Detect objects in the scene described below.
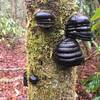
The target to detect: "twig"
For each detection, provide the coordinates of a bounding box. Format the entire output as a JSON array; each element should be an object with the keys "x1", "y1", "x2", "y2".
[
  {"x1": 82, "y1": 41, "x2": 90, "y2": 56},
  {"x1": 85, "y1": 50, "x2": 98, "y2": 61}
]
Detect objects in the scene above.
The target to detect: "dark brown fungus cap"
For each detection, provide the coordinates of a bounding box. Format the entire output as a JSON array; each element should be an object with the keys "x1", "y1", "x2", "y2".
[{"x1": 53, "y1": 38, "x2": 84, "y2": 69}]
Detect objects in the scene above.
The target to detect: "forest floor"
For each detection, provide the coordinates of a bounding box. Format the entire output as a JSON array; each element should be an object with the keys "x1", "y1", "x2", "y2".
[
  {"x1": 0, "y1": 38, "x2": 27, "y2": 100},
  {"x1": 76, "y1": 57, "x2": 100, "y2": 100},
  {"x1": 76, "y1": 39, "x2": 100, "y2": 100},
  {"x1": 0, "y1": 38, "x2": 99, "y2": 100}
]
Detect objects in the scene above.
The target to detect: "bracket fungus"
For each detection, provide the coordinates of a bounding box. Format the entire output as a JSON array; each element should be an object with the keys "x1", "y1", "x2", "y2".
[
  {"x1": 23, "y1": 72, "x2": 39, "y2": 86},
  {"x1": 53, "y1": 38, "x2": 84, "y2": 69},
  {"x1": 65, "y1": 14, "x2": 93, "y2": 41},
  {"x1": 34, "y1": 11, "x2": 55, "y2": 29}
]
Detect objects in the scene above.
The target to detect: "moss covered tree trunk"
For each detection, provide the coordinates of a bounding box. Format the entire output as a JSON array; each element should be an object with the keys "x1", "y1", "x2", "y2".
[{"x1": 25, "y1": 0, "x2": 77, "y2": 100}]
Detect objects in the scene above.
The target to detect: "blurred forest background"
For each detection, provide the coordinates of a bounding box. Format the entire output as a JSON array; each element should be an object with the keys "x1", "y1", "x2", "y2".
[
  {"x1": 0, "y1": 0, "x2": 27, "y2": 25},
  {"x1": 0, "y1": 0, "x2": 27, "y2": 99}
]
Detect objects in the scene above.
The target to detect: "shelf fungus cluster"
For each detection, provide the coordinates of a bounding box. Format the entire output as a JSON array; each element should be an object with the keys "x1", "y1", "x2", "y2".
[
  {"x1": 65, "y1": 14, "x2": 93, "y2": 41},
  {"x1": 34, "y1": 13, "x2": 93, "y2": 69},
  {"x1": 34, "y1": 11, "x2": 55, "y2": 29},
  {"x1": 53, "y1": 14, "x2": 94, "y2": 69}
]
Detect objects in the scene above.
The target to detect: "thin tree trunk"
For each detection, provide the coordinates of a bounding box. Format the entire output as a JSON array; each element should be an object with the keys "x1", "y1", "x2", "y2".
[
  {"x1": 11, "y1": 0, "x2": 17, "y2": 19},
  {"x1": 93, "y1": 0, "x2": 100, "y2": 8},
  {"x1": 25, "y1": 0, "x2": 77, "y2": 100}
]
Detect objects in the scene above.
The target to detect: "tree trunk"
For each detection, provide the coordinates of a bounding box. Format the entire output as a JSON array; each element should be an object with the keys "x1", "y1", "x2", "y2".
[
  {"x1": 11, "y1": 0, "x2": 17, "y2": 19},
  {"x1": 25, "y1": 0, "x2": 77, "y2": 100}
]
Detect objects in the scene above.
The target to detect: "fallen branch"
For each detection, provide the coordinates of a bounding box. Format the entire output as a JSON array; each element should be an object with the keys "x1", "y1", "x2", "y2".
[
  {"x1": 0, "y1": 67, "x2": 26, "y2": 71},
  {"x1": 0, "y1": 76, "x2": 23, "y2": 83}
]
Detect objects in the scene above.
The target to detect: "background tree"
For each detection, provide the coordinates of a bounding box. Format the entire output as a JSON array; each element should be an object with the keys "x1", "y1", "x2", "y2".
[{"x1": 25, "y1": 0, "x2": 78, "y2": 100}]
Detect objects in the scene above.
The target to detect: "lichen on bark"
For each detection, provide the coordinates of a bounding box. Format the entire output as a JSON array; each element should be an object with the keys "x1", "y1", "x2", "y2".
[{"x1": 25, "y1": 0, "x2": 77, "y2": 100}]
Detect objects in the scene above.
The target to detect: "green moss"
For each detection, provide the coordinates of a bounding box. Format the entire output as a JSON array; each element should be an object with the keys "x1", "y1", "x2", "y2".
[{"x1": 26, "y1": 0, "x2": 77, "y2": 100}]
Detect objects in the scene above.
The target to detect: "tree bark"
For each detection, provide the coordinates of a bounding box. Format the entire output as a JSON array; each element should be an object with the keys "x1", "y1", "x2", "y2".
[{"x1": 25, "y1": 0, "x2": 77, "y2": 100}]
